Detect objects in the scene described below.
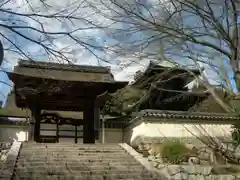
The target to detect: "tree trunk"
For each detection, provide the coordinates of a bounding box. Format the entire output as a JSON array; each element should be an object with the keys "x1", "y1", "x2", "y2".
[
  {"x1": 0, "y1": 40, "x2": 3, "y2": 66},
  {"x1": 236, "y1": 72, "x2": 240, "y2": 92}
]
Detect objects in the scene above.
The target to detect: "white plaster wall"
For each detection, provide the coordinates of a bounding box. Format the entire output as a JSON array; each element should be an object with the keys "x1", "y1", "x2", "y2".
[
  {"x1": 98, "y1": 128, "x2": 123, "y2": 143},
  {"x1": 40, "y1": 124, "x2": 83, "y2": 137},
  {"x1": 123, "y1": 126, "x2": 133, "y2": 144},
  {"x1": 131, "y1": 123, "x2": 233, "y2": 143},
  {"x1": 0, "y1": 126, "x2": 29, "y2": 142},
  {"x1": 0, "y1": 125, "x2": 123, "y2": 144}
]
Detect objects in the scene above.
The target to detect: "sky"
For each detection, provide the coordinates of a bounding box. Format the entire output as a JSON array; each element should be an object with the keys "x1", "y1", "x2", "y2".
[{"x1": 0, "y1": 0, "x2": 238, "y2": 104}]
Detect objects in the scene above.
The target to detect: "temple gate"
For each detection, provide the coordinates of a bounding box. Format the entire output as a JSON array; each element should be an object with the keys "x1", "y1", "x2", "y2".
[{"x1": 7, "y1": 60, "x2": 127, "y2": 143}]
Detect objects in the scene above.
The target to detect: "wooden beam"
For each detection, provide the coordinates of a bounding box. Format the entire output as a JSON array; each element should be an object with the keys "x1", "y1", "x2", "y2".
[
  {"x1": 75, "y1": 125, "x2": 78, "y2": 144},
  {"x1": 56, "y1": 123, "x2": 59, "y2": 143},
  {"x1": 31, "y1": 106, "x2": 41, "y2": 142},
  {"x1": 94, "y1": 105, "x2": 100, "y2": 140},
  {"x1": 83, "y1": 101, "x2": 95, "y2": 144},
  {"x1": 15, "y1": 91, "x2": 102, "y2": 111}
]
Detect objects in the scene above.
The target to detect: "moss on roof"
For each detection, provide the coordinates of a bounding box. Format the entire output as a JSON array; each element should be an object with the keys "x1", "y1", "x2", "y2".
[
  {"x1": 0, "y1": 108, "x2": 28, "y2": 117},
  {"x1": 103, "y1": 86, "x2": 147, "y2": 116},
  {"x1": 12, "y1": 67, "x2": 115, "y2": 83},
  {"x1": 102, "y1": 62, "x2": 204, "y2": 116},
  {"x1": 18, "y1": 60, "x2": 111, "y2": 73},
  {"x1": 189, "y1": 88, "x2": 231, "y2": 113},
  {"x1": 10, "y1": 60, "x2": 118, "y2": 83},
  {"x1": 103, "y1": 76, "x2": 235, "y2": 116}
]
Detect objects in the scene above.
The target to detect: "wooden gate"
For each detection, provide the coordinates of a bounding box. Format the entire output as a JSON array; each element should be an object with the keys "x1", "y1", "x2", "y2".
[{"x1": 39, "y1": 113, "x2": 83, "y2": 143}]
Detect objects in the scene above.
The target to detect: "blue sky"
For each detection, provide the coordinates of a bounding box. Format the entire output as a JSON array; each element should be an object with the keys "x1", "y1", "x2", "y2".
[{"x1": 0, "y1": 0, "x2": 238, "y2": 105}]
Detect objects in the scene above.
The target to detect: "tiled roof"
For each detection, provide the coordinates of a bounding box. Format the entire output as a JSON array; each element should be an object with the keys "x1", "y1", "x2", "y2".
[
  {"x1": 135, "y1": 109, "x2": 240, "y2": 121},
  {"x1": 148, "y1": 61, "x2": 201, "y2": 74},
  {"x1": 189, "y1": 88, "x2": 229, "y2": 113},
  {"x1": 18, "y1": 60, "x2": 111, "y2": 73},
  {"x1": 0, "y1": 117, "x2": 28, "y2": 126}
]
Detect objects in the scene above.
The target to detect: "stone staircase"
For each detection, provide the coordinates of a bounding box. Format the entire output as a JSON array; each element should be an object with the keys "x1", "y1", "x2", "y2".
[{"x1": 12, "y1": 143, "x2": 163, "y2": 180}]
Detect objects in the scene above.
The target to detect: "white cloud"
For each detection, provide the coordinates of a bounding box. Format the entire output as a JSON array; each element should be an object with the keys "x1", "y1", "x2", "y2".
[{"x1": 112, "y1": 57, "x2": 149, "y2": 81}]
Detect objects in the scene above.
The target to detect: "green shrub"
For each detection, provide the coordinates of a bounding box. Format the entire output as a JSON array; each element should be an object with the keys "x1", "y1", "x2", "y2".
[
  {"x1": 161, "y1": 140, "x2": 189, "y2": 164},
  {"x1": 231, "y1": 127, "x2": 240, "y2": 147}
]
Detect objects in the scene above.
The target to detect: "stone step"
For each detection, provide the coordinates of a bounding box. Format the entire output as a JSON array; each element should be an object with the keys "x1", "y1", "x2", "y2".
[
  {"x1": 22, "y1": 144, "x2": 121, "y2": 148},
  {"x1": 22, "y1": 146, "x2": 123, "y2": 151},
  {"x1": 21, "y1": 146, "x2": 123, "y2": 149},
  {"x1": 16, "y1": 163, "x2": 145, "y2": 171},
  {"x1": 19, "y1": 153, "x2": 128, "y2": 157},
  {"x1": 21, "y1": 146, "x2": 123, "y2": 148},
  {"x1": 18, "y1": 155, "x2": 132, "y2": 162},
  {"x1": 23, "y1": 142, "x2": 119, "y2": 145},
  {"x1": 16, "y1": 164, "x2": 143, "y2": 169},
  {"x1": 19, "y1": 151, "x2": 127, "y2": 155},
  {"x1": 12, "y1": 174, "x2": 157, "y2": 180},
  {"x1": 17, "y1": 154, "x2": 135, "y2": 158},
  {"x1": 17, "y1": 157, "x2": 135, "y2": 164},
  {"x1": 16, "y1": 164, "x2": 146, "y2": 172},
  {"x1": 21, "y1": 147, "x2": 125, "y2": 150},
  {"x1": 22, "y1": 143, "x2": 121, "y2": 149},
  {"x1": 13, "y1": 169, "x2": 153, "y2": 175},
  {"x1": 18, "y1": 156, "x2": 132, "y2": 160},
  {"x1": 21, "y1": 148, "x2": 123, "y2": 150},
  {"x1": 17, "y1": 155, "x2": 135, "y2": 160},
  {"x1": 19, "y1": 151, "x2": 126, "y2": 154},
  {"x1": 20, "y1": 149, "x2": 125, "y2": 153},
  {"x1": 17, "y1": 159, "x2": 138, "y2": 164},
  {"x1": 14, "y1": 166, "x2": 148, "y2": 173},
  {"x1": 17, "y1": 159, "x2": 137, "y2": 164},
  {"x1": 13, "y1": 171, "x2": 152, "y2": 177},
  {"x1": 16, "y1": 161, "x2": 141, "y2": 167},
  {"x1": 19, "y1": 153, "x2": 129, "y2": 157}
]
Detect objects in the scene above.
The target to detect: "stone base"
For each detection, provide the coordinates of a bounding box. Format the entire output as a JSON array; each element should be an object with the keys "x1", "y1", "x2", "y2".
[{"x1": 157, "y1": 165, "x2": 238, "y2": 180}]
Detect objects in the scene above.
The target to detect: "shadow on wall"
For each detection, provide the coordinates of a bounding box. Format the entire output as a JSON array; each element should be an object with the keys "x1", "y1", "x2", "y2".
[{"x1": 0, "y1": 127, "x2": 28, "y2": 142}]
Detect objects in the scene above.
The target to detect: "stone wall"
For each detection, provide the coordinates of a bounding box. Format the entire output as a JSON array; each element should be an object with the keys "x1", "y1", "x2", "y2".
[
  {"x1": 153, "y1": 164, "x2": 240, "y2": 180},
  {"x1": 0, "y1": 142, "x2": 12, "y2": 165},
  {"x1": 133, "y1": 141, "x2": 240, "y2": 179},
  {"x1": 145, "y1": 150, "x2": 240, "y2": 179}
]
